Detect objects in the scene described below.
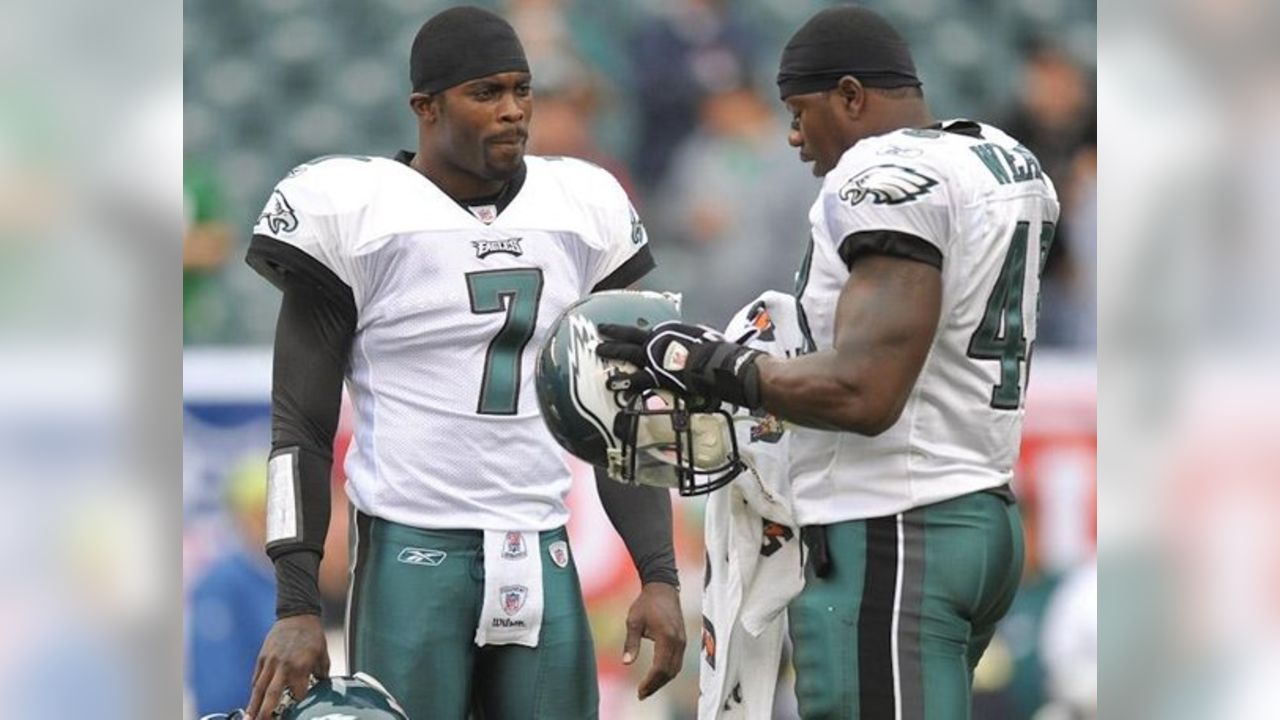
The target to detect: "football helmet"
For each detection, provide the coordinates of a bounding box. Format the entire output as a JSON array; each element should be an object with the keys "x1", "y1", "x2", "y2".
[
  {"x1": 199, "y1": 673, "x2": 407, "y2": 720},
  {"x1": 535, "y1": 290, "x2": 744, "y2": 495},
  {"x1": 281, "y1": 673, "x2": 407, "y2": 719}
]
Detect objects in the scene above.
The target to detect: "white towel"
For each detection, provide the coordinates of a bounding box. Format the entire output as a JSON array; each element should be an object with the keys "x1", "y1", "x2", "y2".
[
  {"x1": 474, "y1": 530, "x2": 544, "y2": 648},
  {"x1": 699, "y1": 291, "x2": 808, "y2": 719}
]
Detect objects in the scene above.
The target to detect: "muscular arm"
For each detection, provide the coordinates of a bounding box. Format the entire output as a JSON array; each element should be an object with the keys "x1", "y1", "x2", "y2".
[
  {"x1": 757, "y1": 254, "x2": 941, "y2": 435},
  {"x1": 594, "y1": 467, "x2": 678, "y2": 586}
]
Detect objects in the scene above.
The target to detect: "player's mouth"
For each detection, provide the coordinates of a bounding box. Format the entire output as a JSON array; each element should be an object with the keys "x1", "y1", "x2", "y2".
[{"x1": 489, "y1": 131, "x2": 527, "y2": 146}]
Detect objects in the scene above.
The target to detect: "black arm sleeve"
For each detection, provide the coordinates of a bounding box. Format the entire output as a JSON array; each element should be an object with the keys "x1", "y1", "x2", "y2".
[
  {"x1": 594, "y1": 467, "x2": 679, "y2": 587},
  {"x1": 838, "y1": 229, "x2": 943, "y2": 271},
  {"x1": 247, "y1": 235, "x2": 357, "y2": 617},
  {"x1": 591, "y1": 245, "x2": 656, "y2": 292}
]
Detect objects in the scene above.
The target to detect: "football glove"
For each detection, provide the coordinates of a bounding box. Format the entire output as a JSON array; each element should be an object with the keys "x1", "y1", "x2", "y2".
[{"x1": 597, "y1": 321, "x2": 765, "y2": 410}]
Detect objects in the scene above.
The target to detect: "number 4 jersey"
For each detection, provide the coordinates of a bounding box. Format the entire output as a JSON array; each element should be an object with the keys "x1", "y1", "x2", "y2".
[
  {"x1": 247, "y1": 154, "x2": 652, "y2": 531},
  {"x1": 790, "y1": 121, "x2": 1060, "y2": 525}
]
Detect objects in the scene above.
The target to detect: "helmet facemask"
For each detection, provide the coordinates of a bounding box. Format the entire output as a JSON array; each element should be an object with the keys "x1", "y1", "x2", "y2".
[{"x1": 608, "y1": 387, "x2": 745, "y2": 496}]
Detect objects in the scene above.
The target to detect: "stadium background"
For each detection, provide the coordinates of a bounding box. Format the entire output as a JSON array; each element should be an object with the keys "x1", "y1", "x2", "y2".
[{"x1": 182, "y1": 1, "x2": 1096, "y2": 717}]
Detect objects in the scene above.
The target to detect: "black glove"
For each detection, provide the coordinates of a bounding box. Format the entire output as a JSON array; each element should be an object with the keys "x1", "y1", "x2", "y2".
[{"x1": 596, "y1": 321, "x2": 765, "y2": 409}]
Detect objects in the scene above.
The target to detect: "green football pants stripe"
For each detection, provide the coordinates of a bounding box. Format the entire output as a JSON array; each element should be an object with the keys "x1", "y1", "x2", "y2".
[
  {"x1": 345, "y1": 510, "x2": 598, "y2": 720},
  {"x1": 788, "y1": 489, "x2": 1025, "y2": 719}
]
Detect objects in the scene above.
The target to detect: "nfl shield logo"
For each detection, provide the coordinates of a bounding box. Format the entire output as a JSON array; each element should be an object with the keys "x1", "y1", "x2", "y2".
[
  {"x1": 548, "y1": 540, "x2": 569, "y2": 568},
  {"x1": 500, "y1": 584, "x2": 528, "y2": 616},
  {"x1": 502, "y1": 531, "x2": 527, "y2": 560}
]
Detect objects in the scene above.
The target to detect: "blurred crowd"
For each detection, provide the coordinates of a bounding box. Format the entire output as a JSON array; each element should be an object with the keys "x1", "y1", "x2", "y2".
[
  {"x1": 183, "y1": 1, "x2": 1096, "y2": 718},
  {"x1": 184, "y1": 0, "x2": 1097, "y2": 349}
]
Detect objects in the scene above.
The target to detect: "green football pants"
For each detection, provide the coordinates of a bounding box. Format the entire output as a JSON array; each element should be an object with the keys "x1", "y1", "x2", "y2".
[
  {"x1": 346, "y1": 511, "x2": 598, "y2": 720},
  {"x1": 788, "y1": 488, "x2": 1025, "y2": 720}
]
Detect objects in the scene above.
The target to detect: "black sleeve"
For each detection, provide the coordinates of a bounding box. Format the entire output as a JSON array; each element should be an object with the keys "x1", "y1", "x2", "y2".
[
  {"x1": 838, "y1": 229, "x2": 943, "y2": 271},
  {"x1": 592, "y1": 245, "x2": 656, "y2": 292},
  {"x1": 247, "y1": 235, "x2": 357, "y2": 617},
  {"x1": 594, "y1": 466, "x2": 679, "y2": 587}
]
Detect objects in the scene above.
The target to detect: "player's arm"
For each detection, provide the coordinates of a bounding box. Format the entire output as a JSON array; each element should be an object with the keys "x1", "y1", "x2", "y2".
[
  {"x1": 597, "y1": 251, "x2": 940, "y2": 436},
  {"x1": 755, "y1": 252, "x2": 940, "y2": 433},
  {"x1": 598, "y1": 157, "x2": 948, "y2": 435},
  {"x1": 595, "y1": 469, "x2": 685, "y2": 699},
  {"x1": 244, "y1": 235, "x2": 357, "y2": 720}
]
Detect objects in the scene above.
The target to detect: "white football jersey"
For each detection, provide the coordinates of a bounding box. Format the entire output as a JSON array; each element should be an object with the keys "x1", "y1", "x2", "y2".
[
  {"x1": 789, "y1": 121, "x2": 1060, "y2": 525},
  {"x1": 252, "y1": 154, "x2": 650, "y2": 531}
]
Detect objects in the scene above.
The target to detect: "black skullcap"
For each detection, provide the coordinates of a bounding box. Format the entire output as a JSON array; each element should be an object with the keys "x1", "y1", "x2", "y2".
[
  {"x1": 410, "y1": 6, "x2": 529, "y2": 93},
  {"x1": 777, "y1": 5, "x2": 920, "y2": 100}
]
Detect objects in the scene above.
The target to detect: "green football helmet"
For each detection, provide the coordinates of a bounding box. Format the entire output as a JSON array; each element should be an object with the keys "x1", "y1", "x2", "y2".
[
  {"x1": 281, "y1": 673, "x2": 407, "y2": 719},
  {"x1": 199, "y1": 673, "x2": 407, "y2": 720},
  {"x1": 535, "y1": 290, "x2": 744, "y2": 495}
]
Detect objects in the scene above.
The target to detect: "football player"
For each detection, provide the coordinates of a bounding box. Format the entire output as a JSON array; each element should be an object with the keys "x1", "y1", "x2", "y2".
[
  {"x1": 242, "y1": 7, "x2": 683, "y2": 720},
  {"x1": 598, "y1": 6, "x2": 1060, "y2": 718}
]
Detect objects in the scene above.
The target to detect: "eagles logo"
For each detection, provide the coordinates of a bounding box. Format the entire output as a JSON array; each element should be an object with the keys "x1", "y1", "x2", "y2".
[
  {"x1": 258, "y1": 190, "x2": 298, "y2": 234},
  {"x1": 472, "y1": 237, "x2": 524, "y2": 259},
  {"x1": 838, "y1": 164, "x2": 938, "y2": 207}
]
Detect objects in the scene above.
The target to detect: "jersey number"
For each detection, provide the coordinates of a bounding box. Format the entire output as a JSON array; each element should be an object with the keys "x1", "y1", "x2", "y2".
[
  {"x1": 966, "y1": 221, "x2": 1055, "y2": 410},
  {"x1": 466, "y1": 269, "x2": 544, "y2": 415}
]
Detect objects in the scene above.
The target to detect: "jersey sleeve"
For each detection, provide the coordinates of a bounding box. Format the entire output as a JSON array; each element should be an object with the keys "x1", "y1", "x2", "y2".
[
  {"x1": 584, "y1": 170, "x2": 655, "y2": 291},
  {"x1": 820, "y1": 152, "x2": 953, "y2": 271},
  {"x1": 245, "y1": 159, "x2": 365, "y2": 300}
]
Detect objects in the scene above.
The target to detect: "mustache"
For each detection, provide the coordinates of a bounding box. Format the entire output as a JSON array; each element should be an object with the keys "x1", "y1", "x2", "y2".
[{"x1": 488, "y1": 129, "x2": 528, "y2": 143}]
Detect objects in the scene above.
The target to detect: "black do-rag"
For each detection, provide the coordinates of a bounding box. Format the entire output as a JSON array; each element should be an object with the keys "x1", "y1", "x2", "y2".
[
  {"x1": 777, "y1": 5, "x2": 920, "y2": 100},
  {"x1": 410, "y1": 6, "x2": 529, "y2": 94}
]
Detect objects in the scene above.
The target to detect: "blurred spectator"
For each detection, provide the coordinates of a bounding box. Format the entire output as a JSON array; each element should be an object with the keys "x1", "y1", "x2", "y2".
[
  {"x1": 1003, "y1": 44, "x2": 1094, "y2": 349},
  {"x1": 526, "y1": 61, "x2": 636, "y2": 196},
  {"x1": 1040, "y1": 124, "x2": 1097, "y2": 349},
  {"x1": 649, "y1": 79, "x2": 816, "y2": 327},
  {"x1": 1037, "y1": 557, "x2": 1097, "y2": 719},
  {"x1": 183, "y1": 158, "x2": 234, "y2": 344},
  {"x1": 1004, "y1": 43, "x2": 1092, "y2": 191},
  {"x1": 629, "y1": 0, "x2": 758, "y2": 192},
  {"x1": 186, "y1": 456, "x2": 275, "y2": 716}
]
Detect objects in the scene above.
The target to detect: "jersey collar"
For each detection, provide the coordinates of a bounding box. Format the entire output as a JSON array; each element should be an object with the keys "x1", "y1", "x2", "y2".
[{"x1": 394, "y1": 150, "x2": 528, "y2": 222}]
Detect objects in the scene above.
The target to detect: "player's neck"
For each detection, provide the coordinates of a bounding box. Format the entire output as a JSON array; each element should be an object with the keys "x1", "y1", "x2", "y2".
[
  {"x1": 871, "y1": 100, "x2": 936, "y2": 138},
  {"x1": 410, "y1": 152, "x2": 507, "y2": 202}
]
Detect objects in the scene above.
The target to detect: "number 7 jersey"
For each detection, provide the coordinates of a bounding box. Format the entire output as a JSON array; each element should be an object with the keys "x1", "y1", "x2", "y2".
[
  {"x1": 789, "y1": 121, "x2": 1060, "y2": 525},
  {"x1": 248, "y1": 155, "x2": 652, "y2": 531}
]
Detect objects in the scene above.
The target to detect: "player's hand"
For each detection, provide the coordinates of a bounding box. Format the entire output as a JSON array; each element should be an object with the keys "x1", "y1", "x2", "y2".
[
  {"x1": 597, "y1": 321, "x2": 765, "y2": 409},
  {"x1": 246, "y1": 614, "x2": 329, "y2": 720},
  {"x1": 622, "y1": 581, "x2": 686, "y2": 700}
]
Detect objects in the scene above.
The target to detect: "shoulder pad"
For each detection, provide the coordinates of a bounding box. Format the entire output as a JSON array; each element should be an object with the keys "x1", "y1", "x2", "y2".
[
  {"x1": 530, "y1": 155, "x2": 627, "y2": 209},
  {"x1": 275, "y1": 155, "x2": 392, "y2": 215}
]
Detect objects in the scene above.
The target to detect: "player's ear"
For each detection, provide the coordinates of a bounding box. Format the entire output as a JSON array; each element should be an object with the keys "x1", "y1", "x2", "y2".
[
  {"x1": 409, "y1": 92, "x2": 441, "y2": 123},
  {"x1": 835, "y1": 75, "x2": 865, "y2": 120}
]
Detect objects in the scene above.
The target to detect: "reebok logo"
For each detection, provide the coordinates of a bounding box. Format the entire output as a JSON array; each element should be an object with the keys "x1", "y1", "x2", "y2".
[{"x1": 396, "y1": 547, "x2": 446, "y2": 566}]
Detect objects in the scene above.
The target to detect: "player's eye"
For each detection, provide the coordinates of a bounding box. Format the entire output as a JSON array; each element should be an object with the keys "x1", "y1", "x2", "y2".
[
  {"x1": 473, "y1": 87, "x2": 496, "y2": 100},
  {"x1": 515, "y1": 84, "x2": 532, "y2": 97},
  {"x1": 790, "y1": 115, "x2": 801, "y2": 132}
]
